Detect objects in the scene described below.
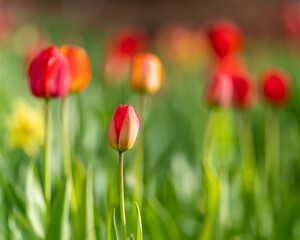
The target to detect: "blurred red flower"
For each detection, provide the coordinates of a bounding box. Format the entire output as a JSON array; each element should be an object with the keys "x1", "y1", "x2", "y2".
[
  {"x1": 282, "y1": 2, "x2": 300, "y2": 44},
  {"x1": 261, "y1": 68, "x2": 290, "y2": 106},
  {"x1": 103, "y1": 27, "x2": 148, "y2": 84},
  {"x1": 206, "y1": 73, "x2": 233, "y2": 107},
  {"x1": 232, "y1": 74, "x2": 255, "y2": 108},
  {"x1": 213, "y1": 53, "x2": 247, "y2": 77},
  {"x1": 207, "y1": 20, "x2": 243, "y2": 58}
]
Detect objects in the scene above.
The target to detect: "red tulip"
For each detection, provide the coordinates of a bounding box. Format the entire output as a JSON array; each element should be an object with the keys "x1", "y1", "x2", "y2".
[
  {"x1": 282, "y1": 2, "x2": 300, "y2": 44},
  {"x1": 207, "y1": 20, "x2": 243, "y2": 58},
  {"x1": 60, "y1": 45, "x2": 91, "y2": 93},
  {"x1": 103, "y1": 27, "x2": 148, "y2": 84},
  {"x1": 108, "y1": 105, "x2": 140, "y2": 152},
  {"x1": 232, "y1": 74, "x2": 255, "y2": 108},
  {"x1": 28, "y1": 45, "x2": 71, "y2": 98},
  {"x1": 261, "y1": 68, "x2": 290, "y2": 105},
  {"x1": 213, "y1": 53, "x2": 247, "y2": 77},
  {"x1": 206, "y1": 73, "x2": 233, "y2": 106}
]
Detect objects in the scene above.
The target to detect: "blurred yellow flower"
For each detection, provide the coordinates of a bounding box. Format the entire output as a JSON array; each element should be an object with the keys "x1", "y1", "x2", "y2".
[{"x1": 6, "y1": 99, "x2": 43, "y2": 157}]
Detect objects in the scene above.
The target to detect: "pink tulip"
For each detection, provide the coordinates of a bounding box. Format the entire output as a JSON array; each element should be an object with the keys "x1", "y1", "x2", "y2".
[
  {"x1": 108, "y1": 105, "x2": 140, "y2": 152},
  {"x1": 28, "y1": 45, "x2": 71, "y2": 98}
]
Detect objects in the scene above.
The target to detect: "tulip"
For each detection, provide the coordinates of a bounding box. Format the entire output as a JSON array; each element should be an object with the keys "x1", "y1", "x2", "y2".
[
  {"x1": 207, "y1": 20, "x2": 243, "y2": 58},
  {"x1": 213, "y1": 53, "x2": 247, "y2": 77},
  {"x1": 206, "y1": 73, "x2": 233, "y2": 106},
  {"x1": 103, "y1": 27, "x2": 148, "y2": 84},
  {"x1": 232, "y1": 74, "x2": 255, "y2": 108},
  {"x1": 282, "y1": 2, "x2": 300, "y2": 44},
  {"x1": 60, "y1": 45, "x2": 91, "y2": 93},
  {"x1": 28, "y1": 45, "x2": 72, "y2": 98},
  {"x1": 261, "y1": 68, "x2": 290, "y2": 105},
  {"x1": 130, "y1": 53, "x2": 164, "y2": 94},
  {"x1": 108, "y1": 104, "x2": 140, "y2": 153},
  {"x1": 108, "y1": 104, "x2": 140, "y2": 240}
]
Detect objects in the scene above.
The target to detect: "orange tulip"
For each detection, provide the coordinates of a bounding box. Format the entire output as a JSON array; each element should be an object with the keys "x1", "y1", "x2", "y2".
[
  {"x1": 130, "y1": 53, "x2": 164, "y2": 94},
  {"x1": 60, "y1": 45, "x2": 91, "y2": 93}
]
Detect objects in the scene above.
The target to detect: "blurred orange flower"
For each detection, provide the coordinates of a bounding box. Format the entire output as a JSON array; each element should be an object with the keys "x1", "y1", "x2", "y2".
[
  {"x1": 156, "y1": 24, "x2": 210, "y2": 66},
  {"x1": 60, "y1": 45, "x2": 92, "y2": 93},
  {"x1": 130, "y1": 53, "x2": 164, "y2": 94}
]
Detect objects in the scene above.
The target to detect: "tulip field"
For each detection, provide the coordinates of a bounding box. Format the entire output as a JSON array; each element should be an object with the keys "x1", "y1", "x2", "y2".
[{"x1": 1, "y1": 6, "x2": 300, "y2": 240}]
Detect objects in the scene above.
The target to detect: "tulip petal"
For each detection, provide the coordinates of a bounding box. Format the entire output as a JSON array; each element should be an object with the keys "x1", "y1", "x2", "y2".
[
  {"x1": 44, "y1": 55, "x2": 71, "y2": 97},
  {"x1": 118, "y1": 106, "x2": 139, "y2": 152}
]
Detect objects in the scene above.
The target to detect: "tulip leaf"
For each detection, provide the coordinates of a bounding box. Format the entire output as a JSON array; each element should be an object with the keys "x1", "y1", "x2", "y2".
[
  {"x1": 25, "y1": 163, "x2": 46, "y2": 239},
  {"x1": 135, "y1": 202, "x2": 143, "y2": 240},
  {"x1": 45, "y1": 178, "x2": 71, "y2": 240},
  {"x1": 113, "y1": 208, "x2": 119, "y2": 240},
  {"x1": 71, "y1": 159, "x2": 86, "y2": 239},
  {"x1": 85, "y1": 162, "x2": 96, "y2": 240},
  {"x1": 0, "y1": 171, "x2": 26, "y2": 216}
]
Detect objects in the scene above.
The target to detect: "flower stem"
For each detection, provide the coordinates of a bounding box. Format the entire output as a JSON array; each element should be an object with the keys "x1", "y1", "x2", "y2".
[
  {"x1": 237, "y1": 111, "x2": 258, "y2": 235},
  {"x1": 44, "y1": 98, "x2": 51, "y2": 211},
  {"x1": 119, "y1": 152, "x2": 127, "y2": 240},
  {"x1": 62, "y1": 97, "x2": 72, "y2": 177},
  {"x1": 133, "y1": 94, "x2": 146, "y2": 207},
  {"x1": 61, "y1": 97, "x2": 78, "y2": 214},
  {"x1": 199, "y1": 111, "x2": 220, "y2": 240},
  {"x1": 265, "y1": 108, "x2": 280, "y2": 213}
]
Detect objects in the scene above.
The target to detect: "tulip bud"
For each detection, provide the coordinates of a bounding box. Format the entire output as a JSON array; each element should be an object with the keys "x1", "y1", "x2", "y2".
[
  {"x1": 130, "y1": 53, "x2": 164, "y2": 94},
  {"x1": 60, "y1": 45, "x2": 91, "y2": 93},
  {"x1": 108, "y1": 105, "x2": 140, "y2": 152},
  {"x1": 206, "y1": 73, "x2": 233, "y2": 106},
  {"x1": 232, "y1": 74, "x2": 255, "y2": 108},
  {"x1": 261, "y1": 68, "x2": 290, "y2": 105},
  {"x1": 207, "y1": 20, "x2": 243, "y2": 58},
  {"x1": 28, "y1": 45, "x2": 71, "y2": 98}
]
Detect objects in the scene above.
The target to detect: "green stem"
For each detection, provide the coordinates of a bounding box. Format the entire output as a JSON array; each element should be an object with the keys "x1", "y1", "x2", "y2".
[
  {"x1": 44, "y1": 98, "x2": 50, "y2": 226},
  {"x1": 44, "y1": 98, "x2": 50, "y2": 204},
  {"x1": 119, "y1": 152, "x2": 127, "y2": 240},
  {"x1": 133, "y1": 94, "x2": 146, "y2": 207},
  {"x1": 61, "y1": 97, "x2": 78, "y2": 215},
  {"x1": 199, "y1": 111, "x2": 220, "y2": 240},
  {"x1": 265, "y1": 108, "x2": 280, "y2": 217},
  {"x1": 237, "y1": 111, "x2": 258, "y2": 235},
  {"x1": 62, "y1": 97, "x2": 72, "y2": 177}
]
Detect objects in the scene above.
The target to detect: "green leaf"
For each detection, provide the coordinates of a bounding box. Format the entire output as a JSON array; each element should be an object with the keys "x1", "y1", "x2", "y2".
[
  {"x1": 85, "y1": 162, "x2": 96, "y2": 240},
  {"x1": 71, "y1": 159, "x2": 86, "y2": 239},
  {"x1": 148, "y1": 198, "x2": 181, "y2": 239},
  {"x1": 0, "y1": 171, "x2": 26, "y2": 215},
  {"x1": 135, "y1": 202, "x2": 143, "y2": 240},
  {"x1": 199, "y1": 165, "x2": 220, "y2": 240},
  {"x1": 26, "y1": 163, "x2": 46, "y2": 239},
  {"x1": 113, "y1": 208, "x2": 119, "y2": 240},
  {"x1": 45, "y1": 178, "x2": 71, "y2": 240}
]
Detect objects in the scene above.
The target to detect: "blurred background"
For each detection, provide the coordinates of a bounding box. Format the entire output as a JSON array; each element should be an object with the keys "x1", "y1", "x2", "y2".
[{"x1": 0, "y1": 0, "x2": 300, "y2": 240}]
